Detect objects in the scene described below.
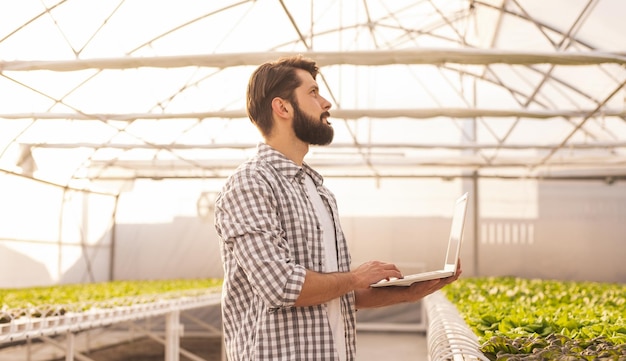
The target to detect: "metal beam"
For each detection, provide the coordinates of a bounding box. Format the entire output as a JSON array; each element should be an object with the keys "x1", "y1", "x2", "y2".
[
  {"x1": 2, "y1": 49, "x2": 625, "y2": 72},
  {"x1": 2, "y1": 107, "x2": 625, "y2": 121},
  {"x1": 83, "y1": 172, "x2": 626, "y2": 182},
  {"x1": 83, "y1": 155, "x2": 626, "y2": 170},
  {"x1": 21, "y1": 141, "x2": 626, "y2": 151}
]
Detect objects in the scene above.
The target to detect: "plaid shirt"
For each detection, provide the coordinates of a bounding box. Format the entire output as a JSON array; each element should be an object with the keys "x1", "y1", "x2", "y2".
[{"x1": 214, "y1": 143, "x2": 356, "y2": 361}]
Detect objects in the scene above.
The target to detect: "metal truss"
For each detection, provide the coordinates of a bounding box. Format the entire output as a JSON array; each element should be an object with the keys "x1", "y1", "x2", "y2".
[
  {"x1": 0, "y1": 293, "x2": 222, "y2": 361},
  {"x1": 1, "y1": 1, "x2": 625, "y2": 190}
]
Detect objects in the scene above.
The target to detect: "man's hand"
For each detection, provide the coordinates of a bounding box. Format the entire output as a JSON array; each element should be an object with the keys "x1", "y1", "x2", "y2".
[
  {"x1": 350, "y1": 261, "x2": 403, "y2": 289},
  {"x1": 295, "y1": 261, "x2": 402, "y2": 307},
  {"x1": 404, "y1": 258, "x2": 462, "y2": 302},
  {"x1": 354, "y1": 259, "x2": 462, "y2": 308}
]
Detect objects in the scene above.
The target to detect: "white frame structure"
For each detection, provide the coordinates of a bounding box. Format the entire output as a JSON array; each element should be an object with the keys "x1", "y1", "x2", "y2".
[{"x1": 0, "y1": 293, "x2": 222, "y2": 361}]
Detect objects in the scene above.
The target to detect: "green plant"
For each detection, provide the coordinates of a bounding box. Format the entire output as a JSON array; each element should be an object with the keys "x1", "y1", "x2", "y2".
[{"x1": 444, "y1": 277, "x2": 626, "y2": 360}]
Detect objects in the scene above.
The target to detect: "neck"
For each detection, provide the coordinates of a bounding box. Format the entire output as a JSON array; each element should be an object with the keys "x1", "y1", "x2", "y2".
[{"x1": 266, "y1": 136, "x2": 309, "y2": 166}]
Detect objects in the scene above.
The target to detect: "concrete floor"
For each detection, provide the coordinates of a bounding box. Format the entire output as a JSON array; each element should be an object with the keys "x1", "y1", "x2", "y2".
[
  {"x1": 0, "y1": 329, "x2": 429, "y2": 361},
  {"x1": 356, "y1": 330, "x2": 428, "y2": 361}
]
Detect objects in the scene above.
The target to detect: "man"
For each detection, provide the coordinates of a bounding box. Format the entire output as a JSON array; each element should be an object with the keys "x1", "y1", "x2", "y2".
[{"x1": 214, "y1": 55, "x2": 461, "y2": 361}]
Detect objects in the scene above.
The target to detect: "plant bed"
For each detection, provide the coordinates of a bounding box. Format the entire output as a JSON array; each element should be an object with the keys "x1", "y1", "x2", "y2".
[
  {"x1": 444, "y1": 277, "x2": 626, "y2": 361},
  {"x1": 0, "y1": 279, "x2": 222, "y2": 323}
]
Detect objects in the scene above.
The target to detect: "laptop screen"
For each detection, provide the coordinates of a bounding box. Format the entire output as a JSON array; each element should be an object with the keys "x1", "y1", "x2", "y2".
[{"x1": 444, "y1": 192, "x2": 469, "y2": 267}]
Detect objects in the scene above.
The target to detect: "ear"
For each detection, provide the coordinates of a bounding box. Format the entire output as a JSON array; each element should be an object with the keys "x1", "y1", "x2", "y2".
[{"x1": 271, "y1": 97, "x2": 291, "y2": 119}]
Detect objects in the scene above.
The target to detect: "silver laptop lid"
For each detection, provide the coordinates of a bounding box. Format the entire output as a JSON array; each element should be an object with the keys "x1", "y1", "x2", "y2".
[{"x1": 443, "y1": 192, "x2": 469, "y2": 272}]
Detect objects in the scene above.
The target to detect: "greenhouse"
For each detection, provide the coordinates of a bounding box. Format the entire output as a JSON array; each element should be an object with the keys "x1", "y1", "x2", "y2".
[{"x1": 1, "y1": 0, "x2": 625, "y2": 360}]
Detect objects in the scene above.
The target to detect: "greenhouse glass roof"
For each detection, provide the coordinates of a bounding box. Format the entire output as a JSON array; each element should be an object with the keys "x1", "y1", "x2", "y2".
[{"x1": 1, "y1": 0, "x2": 625, "y2": 194}]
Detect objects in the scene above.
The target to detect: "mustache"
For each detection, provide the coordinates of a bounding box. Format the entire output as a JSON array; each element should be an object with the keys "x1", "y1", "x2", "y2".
[{"x1": 321, "y1": 111, "x2": 331, "y2": 125}]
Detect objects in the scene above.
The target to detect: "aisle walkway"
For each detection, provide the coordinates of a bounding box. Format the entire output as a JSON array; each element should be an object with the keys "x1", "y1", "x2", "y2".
[
  {"x1": 356, "y1": 331, "x2": 428, "y2": 361},
  {"x1": 0, "y1": 328, "x2": 430, "y2": 360},
  {"x1": 0, "y1": 294, "x2": 431, "y2": 361}
]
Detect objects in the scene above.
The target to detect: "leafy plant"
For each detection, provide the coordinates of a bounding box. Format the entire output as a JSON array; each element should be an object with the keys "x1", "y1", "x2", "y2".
[{"x1": 444, "y1": 277, "x2": 626, "y2": 360}]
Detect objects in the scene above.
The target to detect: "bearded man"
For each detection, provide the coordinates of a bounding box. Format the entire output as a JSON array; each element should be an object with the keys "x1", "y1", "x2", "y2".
[{"x1": 214, "y1": 55, "x2": 461, "y2": 361}]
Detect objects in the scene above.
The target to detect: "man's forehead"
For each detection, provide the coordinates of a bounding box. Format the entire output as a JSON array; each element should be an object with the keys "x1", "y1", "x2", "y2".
[{"x1": 295, "y1": 68, "x2": 318, "y2": 89}]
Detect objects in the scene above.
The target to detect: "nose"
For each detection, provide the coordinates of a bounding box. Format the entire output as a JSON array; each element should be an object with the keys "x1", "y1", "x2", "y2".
[{"x1": 320, "y1": 95, "x2": 332, "y2": 111}]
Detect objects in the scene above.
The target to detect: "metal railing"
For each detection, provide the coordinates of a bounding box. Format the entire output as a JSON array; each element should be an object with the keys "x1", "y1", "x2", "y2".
[
  {"x1": 424, "y1": 291, "x2": 490, "y2": 361},
  {"x1": 0, "y1": 292, "x2": 222, "y2": 361}
]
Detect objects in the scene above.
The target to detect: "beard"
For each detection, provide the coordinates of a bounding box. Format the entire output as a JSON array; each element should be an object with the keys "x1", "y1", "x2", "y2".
[{"x1": 292, "y1": 102, "x2": 334, "y2": 146}]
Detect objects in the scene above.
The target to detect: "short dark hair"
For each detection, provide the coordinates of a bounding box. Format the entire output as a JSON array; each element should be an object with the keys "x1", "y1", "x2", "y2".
[{"x1": 246, "y1": 55, "x2": 319, "y2": 137}]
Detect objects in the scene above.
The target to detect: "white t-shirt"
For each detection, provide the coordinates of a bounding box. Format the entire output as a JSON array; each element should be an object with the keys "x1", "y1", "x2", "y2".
[{"x1": 304, "y1": 175, "x2": 347, "y2": 361}]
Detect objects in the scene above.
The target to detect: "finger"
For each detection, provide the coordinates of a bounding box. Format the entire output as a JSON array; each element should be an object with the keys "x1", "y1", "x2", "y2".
[{"x1": 380, "y1": 262, "x2": 401, "y2": 272}]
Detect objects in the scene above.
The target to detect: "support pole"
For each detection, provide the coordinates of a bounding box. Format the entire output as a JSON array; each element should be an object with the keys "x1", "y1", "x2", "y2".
[
  {"x1": 26, "y1": 337, "x2": 32, "y2": 361},
  {"x1": 165, "y1": 310, "x2": 182, "y2": 361},
  {"x1": 40, "y1": 335, "x2": 97, "y2": 361},
  {"x1": 472, "y1": 171, "x2": 480, "y2": 276},
  {"x1": 66, "y1": 332, "x2": 75, "y2": 361}
]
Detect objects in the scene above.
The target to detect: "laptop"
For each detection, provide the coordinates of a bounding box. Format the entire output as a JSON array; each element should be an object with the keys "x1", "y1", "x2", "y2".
[{"x1": 371, "y1": 192, "x2": 469, "y2": 287}]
